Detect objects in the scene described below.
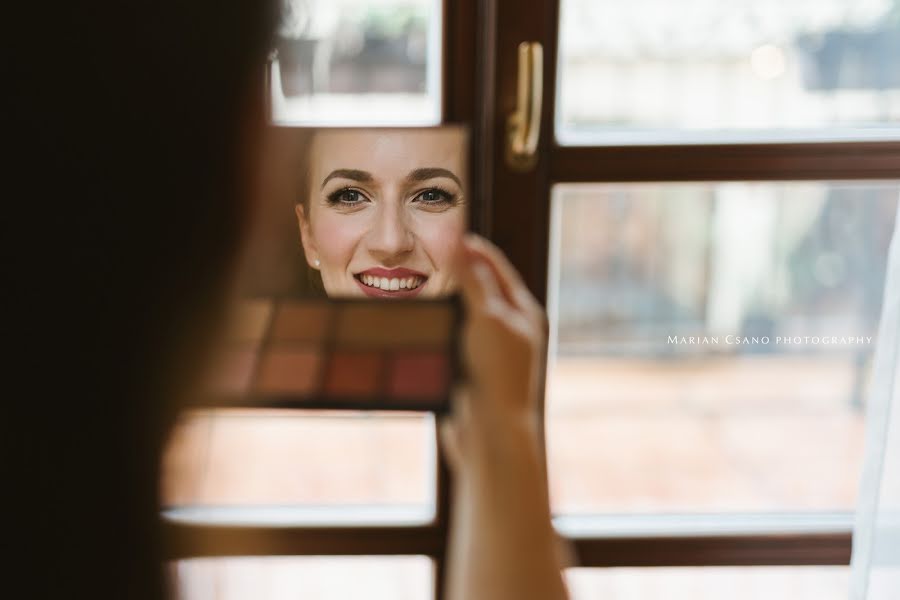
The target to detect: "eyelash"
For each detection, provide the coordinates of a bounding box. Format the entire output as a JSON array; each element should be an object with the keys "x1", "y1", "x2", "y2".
[
  {"x1": 414, "y1": 186, "x2": 457, "y2": 206},
  {"x1": 325, "y1": 186, "x2": 458, "y2": 207},
  {"x1": 325, "y1": 187, "x2": 367, "y2": 206}
]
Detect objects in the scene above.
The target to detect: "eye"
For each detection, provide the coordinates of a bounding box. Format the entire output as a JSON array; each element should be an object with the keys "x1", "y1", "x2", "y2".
[
  {"x1": 326, "y1": 187, "x2": 368, "y2": 206},
  {"x1": 413, "y1": 187, "x2": 455, "y2": 205}
]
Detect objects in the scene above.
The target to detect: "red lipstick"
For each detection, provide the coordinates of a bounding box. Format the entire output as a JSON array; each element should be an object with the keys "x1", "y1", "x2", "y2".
[{"x1": 358, "y1": 267, "x2": 427, "y2": 278}]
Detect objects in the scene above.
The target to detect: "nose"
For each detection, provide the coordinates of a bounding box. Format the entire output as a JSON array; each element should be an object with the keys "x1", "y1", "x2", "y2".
[{"x1": 365, "y1": 203, "x2": 415, "y2": 261}]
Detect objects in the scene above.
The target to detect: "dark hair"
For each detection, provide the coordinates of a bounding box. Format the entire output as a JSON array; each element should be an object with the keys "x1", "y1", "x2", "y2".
[{"x1": 8, "y1": 2, "x2": 277, "y2": 598}]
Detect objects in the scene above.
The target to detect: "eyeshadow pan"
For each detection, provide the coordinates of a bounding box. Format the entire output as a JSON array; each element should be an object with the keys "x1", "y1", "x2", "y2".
[
  {"x1": 226, "y1": 299, "x2": 273, "y2": 344},
  {"x1": 255, "y1": 349, "x2": 321, "y2": 394},
  {"x1": 270, "y1": 302, "x2": 332, "y2": 343},
  {"x1": 214, "y1": 296, "x2": 459, "y2": 412},
  {"x1": 323, "y1": 351, "x2": 382, "y2": 397},
  {"x1": 207, "y1": 348, "x2": 258, "y2": 395},
  {"x1": 336, "y1": 303, "x2": 453, "y2": 347},
  {"x1": 388, "y1": 351, "x2": 449, "y2": 401}
]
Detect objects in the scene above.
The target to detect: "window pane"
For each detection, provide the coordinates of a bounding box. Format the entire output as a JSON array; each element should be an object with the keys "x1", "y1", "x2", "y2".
[
  {"x1": 557, "y1": 0, "x2": 900, "y2": 144},
  {"x1": 172, "y1": 556, "x2": 432, "y2": 600},
  {"x1": 162, "y1": 409, "x2": 434, "y2": 525},
  {"x1": 546, "y1": 182, "x2": 899, "y2": 514},
  {"x1": 272, "y1": 0, "x2": 441, "y2": 125},
  {"x1": 567, "y1": 567, "x2": 849, "y2": 600}
]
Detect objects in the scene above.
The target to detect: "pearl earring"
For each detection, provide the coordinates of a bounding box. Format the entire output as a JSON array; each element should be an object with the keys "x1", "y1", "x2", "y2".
[{"x1": 314, "y1": 259, "x2": 320, "y2": 268}]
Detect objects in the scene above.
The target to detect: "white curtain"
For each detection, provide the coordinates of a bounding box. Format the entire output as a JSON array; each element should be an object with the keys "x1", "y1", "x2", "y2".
[{"x1": 850, "y1": 207, "x2": 900, "y2": 599}]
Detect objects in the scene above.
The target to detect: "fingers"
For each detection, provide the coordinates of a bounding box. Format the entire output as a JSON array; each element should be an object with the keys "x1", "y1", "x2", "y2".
[
  {"x1": 455, "y1": 238, "x2": 501, "y2": 314},
  {"x1": 461, "y1": 234, "x2": 541, "y2": 316},
  {"x1": 460, "y1": 235, "x2": 522, "y2": 306}
]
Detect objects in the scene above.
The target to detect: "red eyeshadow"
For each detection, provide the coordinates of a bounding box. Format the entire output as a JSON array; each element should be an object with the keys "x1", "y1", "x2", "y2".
[
  {"x1": 324, "y1": 351, "x2": 382, "y2": 397},
  {"x1": 388, "y1": 352, "x2": 449, "y2": 400}
]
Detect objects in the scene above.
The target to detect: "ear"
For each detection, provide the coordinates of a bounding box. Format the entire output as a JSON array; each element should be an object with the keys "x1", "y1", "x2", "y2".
[{"x1": 295, "y1": 203, "x2": 320, "y2": 270}]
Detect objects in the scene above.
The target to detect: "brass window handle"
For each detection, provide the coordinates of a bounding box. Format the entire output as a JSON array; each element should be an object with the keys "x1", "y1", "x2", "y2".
[{"x1": 506, "y1": 42, "x2": 544, "y2": 172}]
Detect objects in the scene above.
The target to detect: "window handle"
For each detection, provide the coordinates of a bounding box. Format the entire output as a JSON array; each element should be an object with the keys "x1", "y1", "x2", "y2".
[{"x1": 506, "y1": 42, "x2": 543, "y2": 172}]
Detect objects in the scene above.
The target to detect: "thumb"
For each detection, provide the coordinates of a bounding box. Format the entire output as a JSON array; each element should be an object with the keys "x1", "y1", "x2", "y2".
[
  {"x1": 438, "y1": 417, "x2": 462, "y2": 474},
  {"x1": 454, "y1": 235, "x2": 500, "y2": 313}
]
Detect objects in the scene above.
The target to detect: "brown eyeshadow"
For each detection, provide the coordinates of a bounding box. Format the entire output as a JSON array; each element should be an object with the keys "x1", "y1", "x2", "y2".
[
  {"x1": 323, "y1": 351, "x2": 382, "y2": 397},
  {"x1": 226, "y1": 299, "x2": 273, "y2": 345},
  {"x1": 270, "y1": 302, "x2": 332, "y2": 343},
  {"x1": 387, "y1": 351, "x2": 449, "y2": 400},
  {"x1": 254, "y1": 349, "x2": 321, "y2": 394},
  {"x1": 335, "y1": 303, "x2": 453, "y2": 347}
]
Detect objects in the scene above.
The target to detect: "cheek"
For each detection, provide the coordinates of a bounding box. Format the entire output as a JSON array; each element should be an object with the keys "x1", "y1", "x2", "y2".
[
  {"x1": 412, "y1": 210, "x2": 466, "y2": 271},
  {"x1": 311, "y1": 212, "x2": 367, "y2": 267}
]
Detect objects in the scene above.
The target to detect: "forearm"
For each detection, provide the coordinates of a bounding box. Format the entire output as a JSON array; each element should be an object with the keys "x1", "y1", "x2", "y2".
[{"x1": 444, "y1": 417, "x2": 569, "y2": 600}]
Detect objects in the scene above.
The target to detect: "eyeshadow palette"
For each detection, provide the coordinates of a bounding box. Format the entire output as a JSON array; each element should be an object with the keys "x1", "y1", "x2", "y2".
[{"x1": 205, "y1": 296, "x2": 462, "y2": 413}]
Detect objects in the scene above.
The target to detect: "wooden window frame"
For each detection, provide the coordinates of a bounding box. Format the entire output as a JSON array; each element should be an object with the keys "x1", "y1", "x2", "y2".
[{"x1": 480, "y1": 0, "x2": 899, "y2": 571}]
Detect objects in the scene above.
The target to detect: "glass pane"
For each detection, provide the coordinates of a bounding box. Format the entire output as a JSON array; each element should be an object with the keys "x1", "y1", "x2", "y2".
[
  {"x1": 162, "y1": 409, "x2": 434, "y2": 525},
  {"x1": 557, "y1": 0, "x2": 900, "y2": 144},
  {"x1": 172, "y1": 556, "x2": 432, "y2": 600},
  {"x1": 272, "y1": 0, "x2": 441, "y2": 125},
  {"x1": 546, "y1": 182, "x2": 899, "y2": 515},
  {"x1": 567, "y1": 567, "x2": 849, "y2": 600}
]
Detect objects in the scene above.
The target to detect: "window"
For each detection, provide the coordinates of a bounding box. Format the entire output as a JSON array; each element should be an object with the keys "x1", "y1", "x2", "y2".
[
  {"x1": 556, "y1": 0, "x2": 900, "y2": 143},
  {"x1": 171, "y1": 556, "x2": 432, "y2": 600},
  {"x1": 163, "y1": 410, "x2": 435, "y2": 525},
  {"x1": 482, "y1": 0, "x2": 900, "y2": 588},
  {"x1": 271, "y1": 0, "x2": 443, "y2": 125},
  {"x1": 566, "y1": 566, "x2": 850, "y2": 600},
  {"x1": 165, "y1": 0, "x2": 900, "y2": 598},
  {"x1": 547, "y1": 181, "x2": 897, "y2": 517}
]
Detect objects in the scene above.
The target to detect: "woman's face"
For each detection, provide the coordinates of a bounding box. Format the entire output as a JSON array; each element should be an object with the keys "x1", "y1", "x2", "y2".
[{"x1": 296, "y1": 129, "x2": 467, "y2": 298}]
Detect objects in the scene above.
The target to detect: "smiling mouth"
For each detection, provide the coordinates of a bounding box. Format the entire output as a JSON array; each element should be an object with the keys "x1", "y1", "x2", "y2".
[{"x1": 355, "y1": 273, "x2": 427, "y2": 292}]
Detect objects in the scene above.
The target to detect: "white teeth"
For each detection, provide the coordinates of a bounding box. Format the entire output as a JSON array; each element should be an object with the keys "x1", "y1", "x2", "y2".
[{"x1": 358, "y1": 274, "x2": 425, "y2": 291}]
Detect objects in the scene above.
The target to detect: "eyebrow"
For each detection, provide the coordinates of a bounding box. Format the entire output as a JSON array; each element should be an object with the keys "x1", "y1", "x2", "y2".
[
  {"x1": 321, "y1": 169, "x2": 374, "y2": 189},
  {"x1": 406, "y1": 167, "x2": 462, "y2": 188},
  {"x1": 320, "y1": 167, "x2": 463, "y2": 189}
]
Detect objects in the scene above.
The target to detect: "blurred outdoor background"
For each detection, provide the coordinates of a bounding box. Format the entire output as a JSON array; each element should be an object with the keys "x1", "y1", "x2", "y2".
[
  {"x1": 547, "y1": 182, "x2": 897, "y2": 516},
  {"x1": 557, "y1": 0, "x2": 900, "y2": 141}
]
